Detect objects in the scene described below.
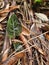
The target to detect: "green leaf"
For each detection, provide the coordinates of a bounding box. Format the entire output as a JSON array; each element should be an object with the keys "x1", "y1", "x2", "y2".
[
  {"x1": 34, "y1": 0, "x2": 42, "y2": 3},
  {"x1": 7, "y1": 14, "x2": 22, "y2": 38}
]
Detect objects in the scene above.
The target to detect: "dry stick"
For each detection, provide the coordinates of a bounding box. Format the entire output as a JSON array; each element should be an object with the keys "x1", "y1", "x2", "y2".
[
  {"x1": 21, "y1": 56, "x2": 26, "y2": 65},
  {"x1": 1, "y1": 41, "x2": 46, "y2": 65},
  {"x1": 39, "y1": 38, "x2": 49, "y2": 51},
  {"x1": 41, "y1": 55, "x2": 44, "y2": 65},
  {"x1": 29, "y1": 30, "x2": 49, "y2": 64},
  {"x1": 41, "y1": 54, "x2": 48, "y2": 65},
  {"x1": 6, "y1": 43, "x2": 26, "y2": 61},
  {"x1": 35, "y1": 50, "x2": 41, "y2": 65},
  {"x1": 8, "y1": 31, "x2": 48, "y2": 60},
  {"x1": 32, "y1": 31, "x2": 49, "y2": 63},
  {"x1": 24, "y1": 1, "x2": 28, "y2": 20},
  {"x1": 1, "y1": 31, "x2": 48, "y2": 65},
  {"x1": 4, "y1": 37, "x2": 49, "y2": 65},
  {"x1": 40, "y1": 40, "x2": 45, "y2": 65},
  {"x1": 43, "y1": 59, "x2": 48, "y2": 65},
  {"x1": 40, "y1": 39, "x2": 48, "y2": 62},
  {"x1": 2, "y1": 45, "x2": 35, "y2": 65},
  {"x1": 41, "y1": 52, "x2": 49, "y2": 65},
  {"x1": 9, "y1": 38, "x2": 46, "y2": 61},
  {"x1": 6, "y1": 32, "x2": 47, "y2": 61},
  {"x1": 28, "y1": 31, "x2": 49, "y2": 42},
  {"x1": 2, "y1": 31, "x2": 10, "y2": 62},
  {"x1": 12, "y1": 39, "x2": 23, "y2": 44},
  {"x1": 20, "y1": 34, "x2": 32, "y2": 65},
  {"x1": 32, "y1": 32, "x2": 43, "y2": 65},
  {"x1": 29, "y1": 41, "x2": 46, "y2": 56},
  {"x1": 22, "y1": 53, "x2": 28, "y2": 65},
  {"x1": 1, "y1": 34, "x2": 31, "y2": 64},
  {"x1": 28, "y1": 31, "x2": 49, "y2": 50},
  {"x1": 36, "y1": 37, "x2": 49, "y2": 63}
]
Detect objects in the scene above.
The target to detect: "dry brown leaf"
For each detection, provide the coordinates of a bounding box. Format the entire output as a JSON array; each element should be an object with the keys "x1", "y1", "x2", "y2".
[
  {"x1": 41, "y1": 24, "x2": 49, "y2": 31},
  {"x1": 2, "y1": 52, "x2": 8, "y2": 62},
  {"x1": 34, "y1": 45, "x2": 46, "y2": 56},
  {"x1": 45, "y1": 33, "x2": 49, "y2": 41},
  {"x1": 21, "y1": 24, "x2": 30, "y2": 36},
  {"x1": 0, "y1": 16, "x2": 7, "y2": 22},
  {"x1": 2, "y1": 52, "x2": 25, "y2": 65},
  {"x1": 0, "y1": 5, "x2": 20, "y2": 14},
  {"x1": 0, "y1": 24, "x2": 3, "y2": 30}
]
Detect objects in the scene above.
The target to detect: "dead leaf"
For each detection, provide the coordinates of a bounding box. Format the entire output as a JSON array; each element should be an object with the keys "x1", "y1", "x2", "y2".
[
  {"x1": 21, "y1": 23, "x2": 30, "y2": 36},
  {"x1": 45, "y1": 33, "x2": 49, "y2": 41}
]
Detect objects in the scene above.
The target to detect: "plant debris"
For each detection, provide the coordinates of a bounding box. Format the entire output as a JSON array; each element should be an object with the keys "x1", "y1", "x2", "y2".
[{"x1": 0, "y1": 0, "x2": 49, "y2": 65}]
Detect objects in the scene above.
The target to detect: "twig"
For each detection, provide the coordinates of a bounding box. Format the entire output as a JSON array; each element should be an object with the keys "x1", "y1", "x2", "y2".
[{"x1": 28, "y1": 31, "x2": 49, "y2": 42}]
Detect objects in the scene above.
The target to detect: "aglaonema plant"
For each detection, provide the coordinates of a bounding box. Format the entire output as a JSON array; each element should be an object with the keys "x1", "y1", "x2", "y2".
[
  {"x1": 7, "y1": 13, "x2": 22, "y2": 38},
  {"x1": 7, "y1": 13, "x2": 22, "y2": 51}
]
